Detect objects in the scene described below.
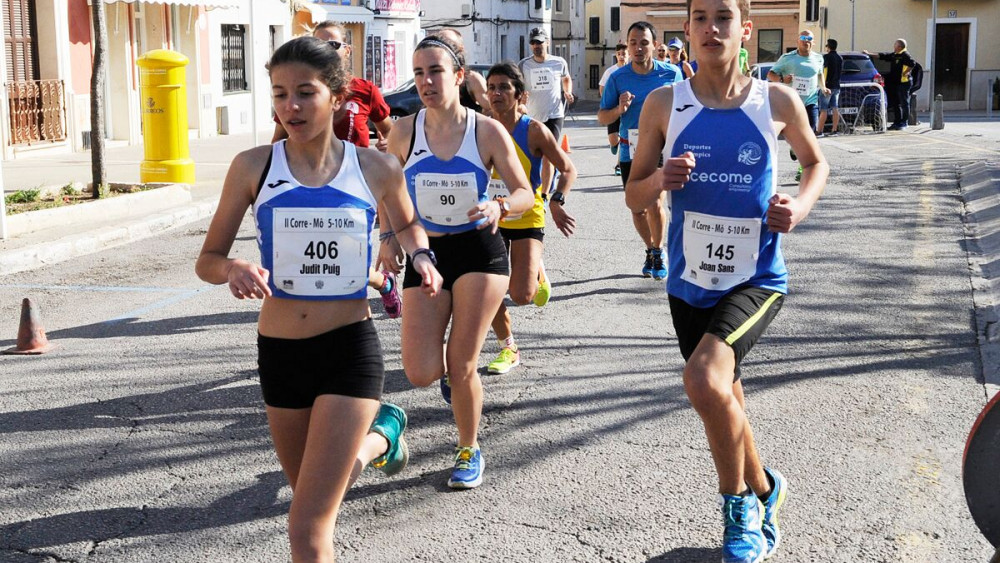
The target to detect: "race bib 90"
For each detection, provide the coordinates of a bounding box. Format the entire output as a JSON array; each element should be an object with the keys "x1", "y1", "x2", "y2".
[
  {"x1": 681, "y1": 211, "x2": 762, "y2": 292},
  {"x1": 415, "y1": 172, "x2": 480, "y2": 226},
  {"x1": 272, "y1": 207, "x2": 368, "y2": 297}
]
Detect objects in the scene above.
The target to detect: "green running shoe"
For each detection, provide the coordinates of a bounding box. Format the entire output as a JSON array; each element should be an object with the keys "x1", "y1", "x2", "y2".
[
  {"x1": 369, "y1": 403, "x2": 409, "y2": 476},
  {"x1": 487, "y1": 346, "x2": 520, "y2": 375},
  {"x1": 795, "y1": 165, "x2": 803, "y2": 182}
]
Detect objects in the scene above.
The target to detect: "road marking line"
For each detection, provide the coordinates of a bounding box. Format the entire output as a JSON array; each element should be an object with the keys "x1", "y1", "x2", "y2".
[
  {"x1": 103, "y1": 285, "x2": 218, "y2": 324},
  {"x1": 0, "y1": 283, "x2": 194, "y2": 293}
]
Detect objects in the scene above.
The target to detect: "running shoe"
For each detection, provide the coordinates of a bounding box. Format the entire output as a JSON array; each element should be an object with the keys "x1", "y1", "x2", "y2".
[
  {"x1": 614, "y1": 164, "x2": 622, "y2": 176},
  {"x1": 651, "y1": 248, "x2": 668, "y2": 280},
  {"x1": 760, "y1": 467, "x2": 788, "y2": 558},
  {"x1": 610, "y1": 144, "x2": 619, "y2": 156},
  {"x1": 440, "y1": 372, "x2": 452, "y2": 404},
  {"x1": 379, "y1": 270, "x2": 402, "y2": 319},
  {"x1": 789, "y1": 148, "x2": 797, "y2": 162},
  {"x1": 369, "y1": 403, "x2": 409, "y2": 476},
  {"x1": 720, "y1": 492, "x2": 767, "y2": 563},
  {"x1": 447, "y1": 446, "x2": 484, "y2": 489},
  {"x1": 794, "y1": 165, "x2": 803, "y2": 182},
  {"x1": 533, "y1": 274, "x2": 551, "y2": 307},
  {"x1": 641, "y1": 248, "x2": 654, "y2": 278},
  {"x1": 488, "y1": 346, "x2": 520, "y2": 375}
]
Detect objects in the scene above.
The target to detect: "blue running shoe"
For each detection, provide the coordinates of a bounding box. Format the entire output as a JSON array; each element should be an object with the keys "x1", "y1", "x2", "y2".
[
  {"x1": 641, "y1": 249, "x2": 654, "y2": 278},
  {"x1": 440, "y1": 372, "x2": 451, "y2": 405},
  {"x1": 760, "y1": 467, "x2": 788, "y2": 558},
  {"x1": 720, "y1": 492, "x2": 766, "y2": 563},
  {"x1": 651, "y1": 248, "x2": 668, "y2": 280},
  {"x1": 369, "y1": 403, "x2": 408, "y2": 476},
  {"x1": 447, "y1": 446, "x2": 483, "y2": 489}
]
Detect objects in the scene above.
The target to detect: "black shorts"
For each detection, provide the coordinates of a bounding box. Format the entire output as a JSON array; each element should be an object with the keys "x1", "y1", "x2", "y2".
[
  {"x1": 620, "y1": 160, "x2": 632, "y2": 187},
  {"x1": 668, "y1": 286, "x2": 784, "y2": 382},
  {"x1": 500, "y1": 226, "x2": 545, "y2": 246},
  {"x1": 607, "y1": 117, "x2": 621, "y2": 135},
  {"x1": 403, "y1": 227, "x2": 509, "y2": 292},
  {"x1": 543, "y1": 118, "x2": 564, "y2": 142},
  {"x1": 619, "y1": 157, "x2": 663, "y2": 189},
  {"x1": 257, "y1": 319, "x2": 384, "y2": 408}
]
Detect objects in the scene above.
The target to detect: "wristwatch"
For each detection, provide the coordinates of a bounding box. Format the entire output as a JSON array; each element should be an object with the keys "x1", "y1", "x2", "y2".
[
  {"x1": 411, "y1": 247, "x2": 438, "y2": 266},
  {"x1": 496, "y1": 197, "x2": 511, "y2": 220},
  {"x1": 549, "y1": 191, "x2": 566, "y2": 206}
]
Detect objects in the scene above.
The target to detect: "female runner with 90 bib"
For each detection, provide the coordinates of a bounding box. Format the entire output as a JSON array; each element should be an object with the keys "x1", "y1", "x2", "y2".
[
  {"x1": 196, "y1": 37, "x2": 442, "y2": 561},
  {"x1": 384, "y1": 35, "x2": 535, "y2": 489}
]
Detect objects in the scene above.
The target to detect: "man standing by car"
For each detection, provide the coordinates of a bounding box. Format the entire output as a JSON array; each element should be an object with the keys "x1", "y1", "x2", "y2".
[
  {"x1": 520, "y1": 28, "x2": 573, "y2": 196},
  {"x1": 769, "y1": 30, "x2": 824, "y2": 179},
  {"x1": 817, "y1": 38, "x2": 843, "y2": 136},
  {"x1": 864, "y1": 39, "x2": 916, "y2": 130}
]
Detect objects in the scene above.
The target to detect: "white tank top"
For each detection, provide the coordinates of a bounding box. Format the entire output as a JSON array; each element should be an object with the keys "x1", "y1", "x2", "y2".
[
  {"x1": 402, "y1": 108, "x2": 491, "y2": 234},
  {"x1": 253, "y1": 140, "x2": 377, "y2": 300}
]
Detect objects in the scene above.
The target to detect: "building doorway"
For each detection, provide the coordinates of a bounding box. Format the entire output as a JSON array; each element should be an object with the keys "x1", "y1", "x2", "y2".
[{"x1": 934, "y1": 23, "x2": 969, "y2": 102}]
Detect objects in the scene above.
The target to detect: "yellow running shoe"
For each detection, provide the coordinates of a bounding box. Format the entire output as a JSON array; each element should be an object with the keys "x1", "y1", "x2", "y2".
[
  {"x1": 533, "y1": 269, "x2": 551, "y2": 307},
  {"x1": 487, "y1": 346, "x2": 520, "y2": 375}
]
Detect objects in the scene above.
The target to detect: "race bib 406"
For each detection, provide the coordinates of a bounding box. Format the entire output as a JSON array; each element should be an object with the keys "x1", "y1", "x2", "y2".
[{"x1": 272, "y1": 207, "x2": 368, "y2": 297}]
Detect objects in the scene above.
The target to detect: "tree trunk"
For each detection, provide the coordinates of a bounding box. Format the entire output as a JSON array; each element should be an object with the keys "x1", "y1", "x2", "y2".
[{"x1": 90, "y1": 0, "x2": 108, "y2": 199}]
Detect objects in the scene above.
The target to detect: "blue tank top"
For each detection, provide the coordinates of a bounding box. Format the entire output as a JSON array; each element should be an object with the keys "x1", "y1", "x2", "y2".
[
  {"x1": 253, "y1": 140, "x2": 376, "y2": 301},
  {"x1": 403, "y1": 108, "x2": 491, "y2": 234},
  {"x1": 663, "y1": 79, "x2": 787, "y2": 308}
]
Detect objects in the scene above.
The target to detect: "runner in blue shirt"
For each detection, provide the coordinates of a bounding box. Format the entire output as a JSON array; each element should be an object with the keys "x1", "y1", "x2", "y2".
[
  {"x1": 624, "y1": 1, "x2": 829, "y2": 561},
  {"x1": 598, "y1": 21, "x2": 682, "y2": 280}
]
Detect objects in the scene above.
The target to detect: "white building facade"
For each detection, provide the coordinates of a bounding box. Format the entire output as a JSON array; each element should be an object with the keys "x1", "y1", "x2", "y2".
[{"x1": 421, "y1": 0, "x2": 585, "y2": 99}]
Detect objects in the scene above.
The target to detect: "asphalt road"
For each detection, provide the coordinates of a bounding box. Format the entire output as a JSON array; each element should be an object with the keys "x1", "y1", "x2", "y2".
[{"x1": 0, "y1": 119, "x2": 996, "y2": 562}]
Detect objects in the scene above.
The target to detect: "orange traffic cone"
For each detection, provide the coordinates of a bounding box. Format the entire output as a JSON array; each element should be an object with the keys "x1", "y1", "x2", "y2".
[
  {"x1": 3, "y1": 298, "x2": 55, "y2": 355},
  {"x1": 561, "y1": 134, "x2": 571, "y2": 153}
]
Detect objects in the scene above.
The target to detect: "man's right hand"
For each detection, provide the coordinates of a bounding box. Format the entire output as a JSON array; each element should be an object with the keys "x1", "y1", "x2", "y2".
[
  {"x1": 618, "y1": 92, "x2": 635, "y2": 115},
  {"x1": 661, "y1": 152, "x2": 696, "y2": 192}
]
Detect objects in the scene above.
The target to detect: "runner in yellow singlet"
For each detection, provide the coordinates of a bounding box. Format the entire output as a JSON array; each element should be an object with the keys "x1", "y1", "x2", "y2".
[{"x1": 484, "y1": 62, "x2": 577, "y2": 374}]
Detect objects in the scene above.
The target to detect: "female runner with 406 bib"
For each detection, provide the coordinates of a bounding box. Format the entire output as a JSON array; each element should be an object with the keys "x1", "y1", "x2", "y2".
[
  {"x1": 384, "y1": 35, "x2": 535, "y2": 489},
  {"x1": 196, "y1": 37, "x2": 442, "y2": 561}
]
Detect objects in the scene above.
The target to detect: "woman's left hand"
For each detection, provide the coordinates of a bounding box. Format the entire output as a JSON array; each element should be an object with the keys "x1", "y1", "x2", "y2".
[
  {"x1": 470, "y1": 201, "x2": 502, "y2": 234},
  {"x1": 376, "y1": 236, "x2": 404, "y2": 274}
]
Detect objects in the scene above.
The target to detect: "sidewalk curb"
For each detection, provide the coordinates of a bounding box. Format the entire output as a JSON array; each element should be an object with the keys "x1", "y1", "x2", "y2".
[
  {"x1": 959, "y1": 161, "x2": 1000, "y2": 386},
  {"x1": 0, "y1": 197, "x2": 219, "y2": 276}
]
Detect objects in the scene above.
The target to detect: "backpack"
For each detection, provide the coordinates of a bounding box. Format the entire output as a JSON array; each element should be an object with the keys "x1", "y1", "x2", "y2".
[{"x1": 910, "y1": 62, "x2": 924, "y2": 92}]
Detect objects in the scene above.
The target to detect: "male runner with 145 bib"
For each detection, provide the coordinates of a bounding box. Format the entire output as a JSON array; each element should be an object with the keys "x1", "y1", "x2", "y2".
[{"x1": 625, "y1": 1, "x2": 828, "y2": 561}]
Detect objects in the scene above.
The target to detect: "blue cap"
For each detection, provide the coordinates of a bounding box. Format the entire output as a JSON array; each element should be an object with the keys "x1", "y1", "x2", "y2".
[{"x1": 667, "y1": 37, "x2": 684, "y2": 49}]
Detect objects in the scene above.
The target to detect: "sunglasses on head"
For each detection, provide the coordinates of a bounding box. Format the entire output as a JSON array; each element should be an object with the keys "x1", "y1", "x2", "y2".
[{"x1": 327, "y1": 40, "x2": 348, "y2": 50}]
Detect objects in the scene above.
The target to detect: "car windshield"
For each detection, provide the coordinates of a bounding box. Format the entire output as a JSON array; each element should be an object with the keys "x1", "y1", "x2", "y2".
[{"x1": 843, "y1": 57, "x2": 876, "y2": 74}]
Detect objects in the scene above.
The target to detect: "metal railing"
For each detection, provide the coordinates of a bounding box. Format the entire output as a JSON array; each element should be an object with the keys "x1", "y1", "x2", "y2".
[{"x1": 6, "y1": 79, "x2": 67, "y2": 146}]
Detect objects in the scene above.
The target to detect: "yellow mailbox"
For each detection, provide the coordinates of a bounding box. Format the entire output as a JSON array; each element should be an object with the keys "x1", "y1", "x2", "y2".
[{"x1": 137, "y1": 50, "x2": 195, "y2": 184}]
